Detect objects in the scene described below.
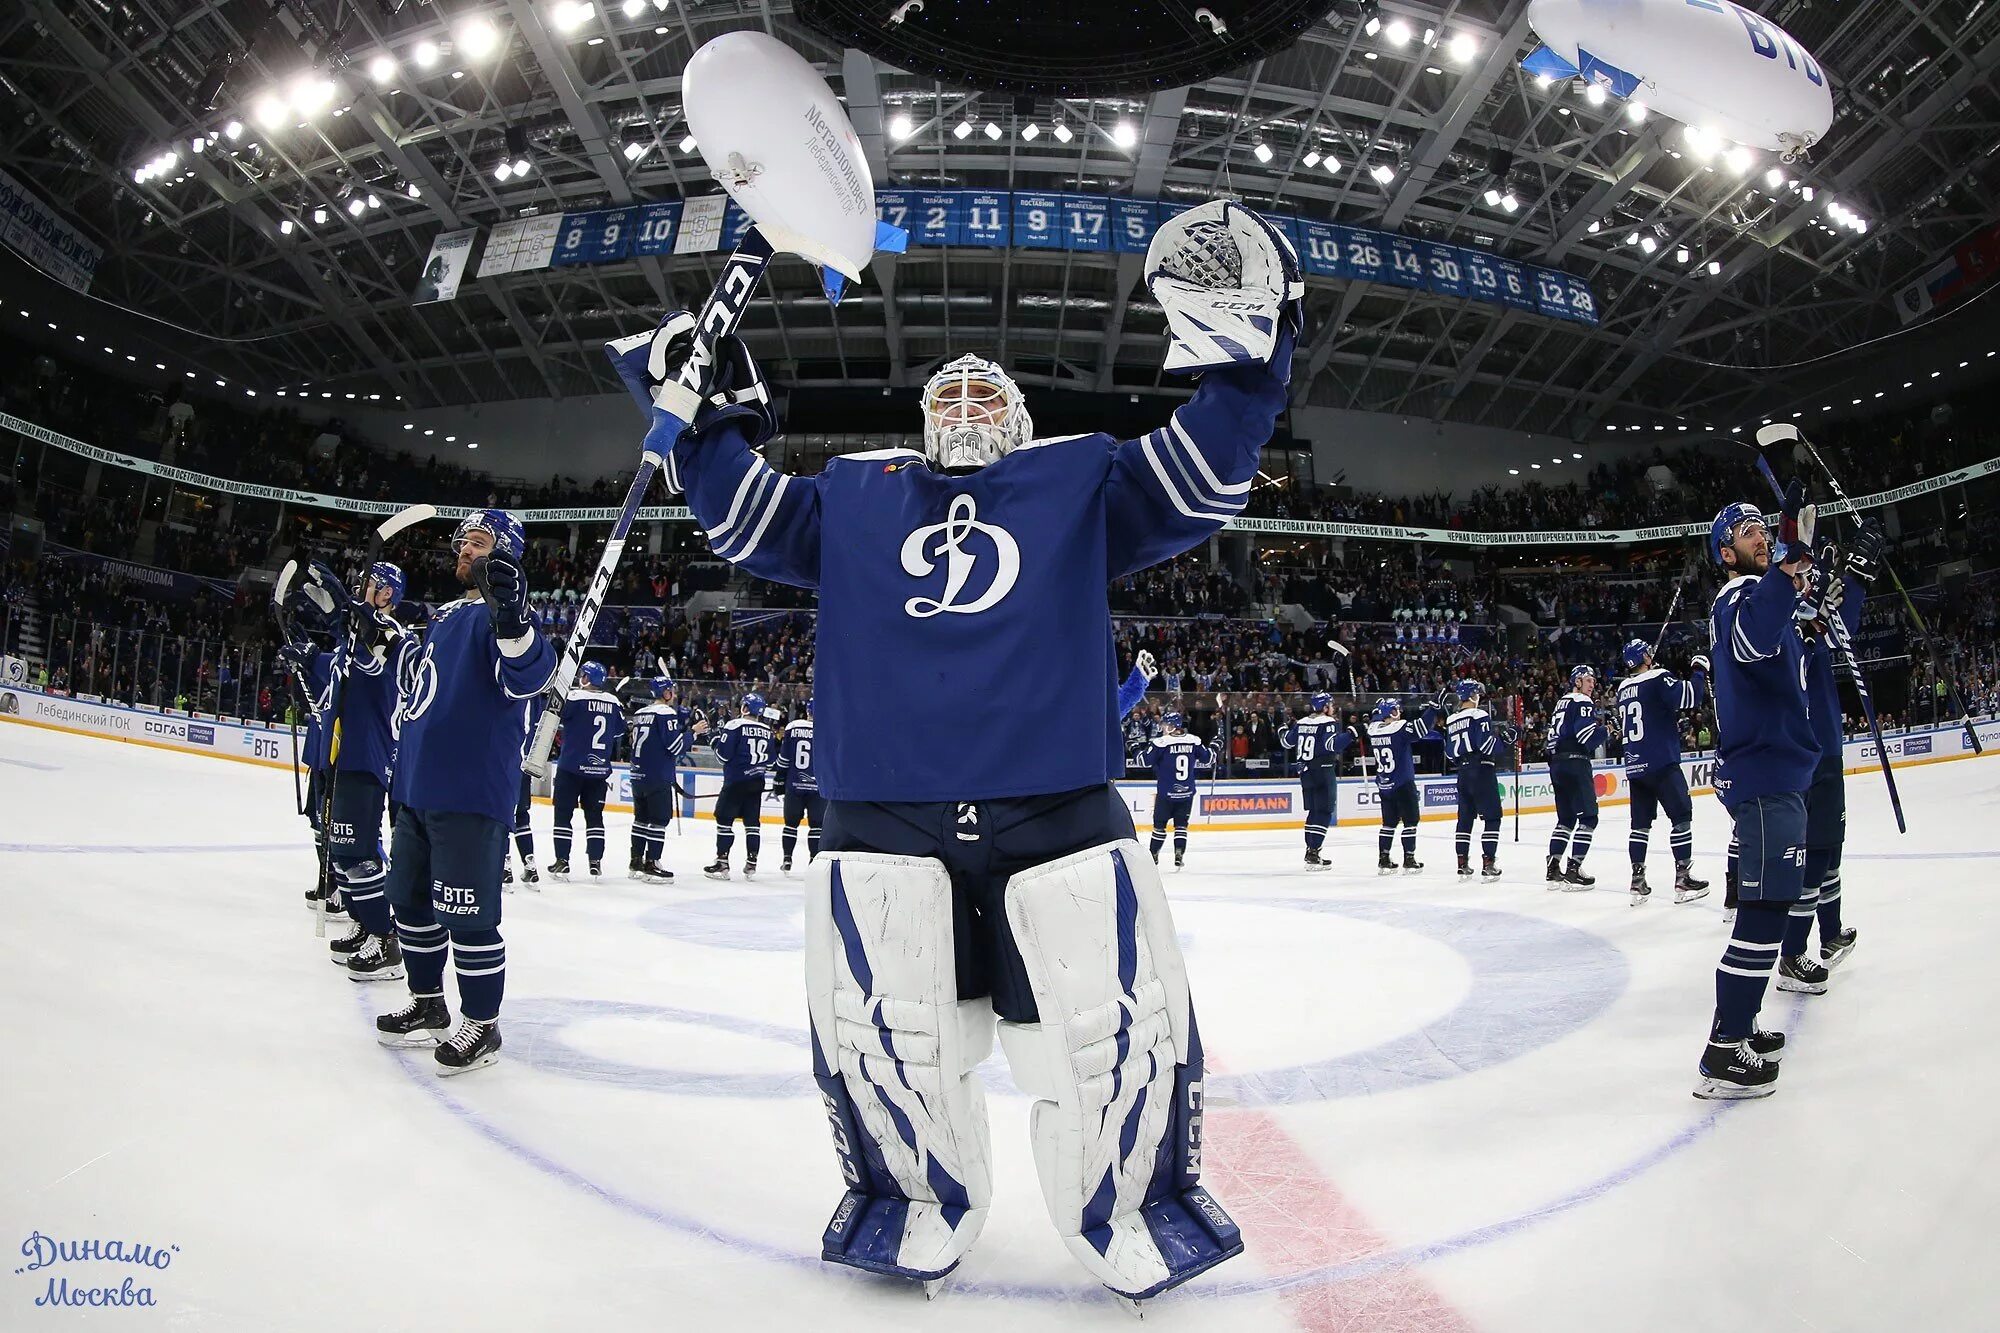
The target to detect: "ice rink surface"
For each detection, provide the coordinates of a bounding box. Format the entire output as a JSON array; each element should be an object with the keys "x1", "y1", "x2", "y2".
[{"x1": 3, "y1": 723, "x2": 1997, "y2": 1332}]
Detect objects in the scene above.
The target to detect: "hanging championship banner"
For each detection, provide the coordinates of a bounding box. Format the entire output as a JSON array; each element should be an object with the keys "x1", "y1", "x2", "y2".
[
  {"x1": 0, "y1": 167, "x2": 102, "y2": 293},
  {"x1": 476, "y1": 216, "x2": 563, "y2": 277},
  {"x1": 673, "y1": 195, "x2": 729, "y2": 254},
  {"x1": 411, "y1": 228, "x2": 477, "y2": 304}
]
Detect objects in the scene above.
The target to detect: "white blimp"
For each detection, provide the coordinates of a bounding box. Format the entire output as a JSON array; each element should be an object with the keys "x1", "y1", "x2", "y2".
[
  {"x1": 683, "y1": 30, "x2": 901, "y2": 300},
  {"x1": 1523, "y1": 0, "x2": 1835, "y2": 160}
]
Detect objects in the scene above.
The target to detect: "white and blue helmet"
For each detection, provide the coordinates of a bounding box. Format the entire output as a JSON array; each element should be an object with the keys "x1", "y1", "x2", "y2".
[
  {"x1": 1161, "y1": 711, "x2": 1185, "y2": 733},
  {"x1": 1371, "y1": 697, "x2": 1401, "y2": 723},
  {"x1": 921, "y1": 354, "x2": 1033, "y2": 470},
  {"x1": 1621, "y1": 638, "x2": 1652, "y2": 670},
  {"x1": 366, "y1": 561, "x2": 405, "y2": 605},
  {"x1": 1710, "y1": 500, "x2": 1767, "y2": 565},
  {"x1": 579, "y1": 662, "x2": 608, "y2": 689},
  {"x1": 1569, "y1": 664, "x2": 1597, "y2": 690},
  {"x1": 451, "y1": 508, "x2": 525, "y2": 560}
]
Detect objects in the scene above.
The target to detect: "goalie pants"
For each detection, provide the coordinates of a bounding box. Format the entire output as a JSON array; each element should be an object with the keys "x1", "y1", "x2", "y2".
[{"x1": 821, "y1": 783, "x2": 1134, "y2": 1024}]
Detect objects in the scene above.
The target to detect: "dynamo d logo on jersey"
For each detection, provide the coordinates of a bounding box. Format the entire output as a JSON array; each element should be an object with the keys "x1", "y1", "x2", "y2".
[{"x1": 899, "y1": 493, "x2": 1019, "y2": 618}]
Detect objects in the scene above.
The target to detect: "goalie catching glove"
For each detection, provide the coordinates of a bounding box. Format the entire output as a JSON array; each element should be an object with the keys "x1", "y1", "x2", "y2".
[{"x1": 1145, "y1": 199, "x2": 1304, "y2": 375}]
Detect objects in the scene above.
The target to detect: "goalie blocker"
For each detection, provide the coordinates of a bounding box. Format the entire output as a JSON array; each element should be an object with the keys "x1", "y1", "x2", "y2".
[{"x1": 805, "y1": 795, "x2": 1238, "y2": 1300}]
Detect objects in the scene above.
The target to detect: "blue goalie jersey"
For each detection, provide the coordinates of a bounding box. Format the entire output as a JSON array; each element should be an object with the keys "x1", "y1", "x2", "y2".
[
  {"x1": 392, "y1": 596, "x2": 556, "y2": 825},
  {"x1": 671, "y1": 341, "x2": 1290, "y2": 802},
  {"x1": 1615, "y1": 668, "x2": 1704, "y2": 776}
]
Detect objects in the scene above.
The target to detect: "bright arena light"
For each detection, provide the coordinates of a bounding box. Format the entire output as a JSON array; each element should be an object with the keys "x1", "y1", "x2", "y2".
[
  {"x1": 457, "y1": 19, "x2": 500, "y2": 59},
  {"x1": 888, "y1": 113, "x2": 913, "y2": 139},
  {"x1": 1384, "y1": 19, "x2": 1412, "y2": 45},
  {"x1": 253, "y1": 94, "x2": 286, "y2": 130},
  {"x1": 413, "y1": 40, "x2": 439, "y2": 68},
  {"x1": 368, "y1": 55, "x2": 396, "y2": 85},
  {"x1": 1584, "y1": 82, "x2": 1607, "y2": 106},
  {"x1": 1447, "y1": 32, "x2": 1478, "y2": 63},
  {"x1": 1112, "y1": 121, "x2": 1138, "y2": 149}
]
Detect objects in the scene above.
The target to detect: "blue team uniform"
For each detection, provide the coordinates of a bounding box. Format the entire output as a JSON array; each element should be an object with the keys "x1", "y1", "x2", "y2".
[
  {"x1": 709, "y1": 713, "x2": 777, "y2": 869},
  {"x1": 552, "y1": 687, "x2": 627, "y2": 870},
  {"x1": 1617, "y1": 666, "x2": 1706, "y2": 873},
  {"x1": 1116, "y1": 662, "x2": 1150, "y2": 719},
  {"x1": 628, "y1": 698, "x2": 692, "y2": 870},
  {"x1": 773, "y1": 718, "x2": 824, "y2": 866},
  {"x1": 510, "y1": 700, "x2": 536, "y2": 871},
  {"x1": 1445, "y1": 707, "x2": 1504, "y2": 868},
  {"x1": 1145, "y1": 731, "x2": 1214, "y2": 864},
  {"x1": 385, "y1": 594, "x2": 555, "y2": 1021},
  {"x1": 673, "y1": 332, "x2": 1286, "y2": 1012},
  {"x1": 1366, "y1": 707, "x2": 1436, "y2": 865},
  {"x1": 1546, "y1": 691, "x2": 1604, "y2": 871},
  {"x1": 300, "y1": 649, "x2": 334, "y2": 835},
  {"x1": 323, "y1": 633, "x2": 403, "y2": 936},
  {"x1": 1280, "y1": 713, "x2": 1354, "y2": 858}
]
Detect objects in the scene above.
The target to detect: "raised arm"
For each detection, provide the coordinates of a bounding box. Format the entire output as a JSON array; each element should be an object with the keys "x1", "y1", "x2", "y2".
[{"x1": 1729, "y1": 566, "x2": 1806, "y2": 663}]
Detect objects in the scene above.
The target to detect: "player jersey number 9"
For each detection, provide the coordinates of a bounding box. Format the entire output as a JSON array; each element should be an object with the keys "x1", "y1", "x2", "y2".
[
  {"x1": 1174, "y1": 753, "x2": 1191, "y2": 783},
  {"x1": 1621, "y1": 700, "x2": 1644, "y2": 743}
]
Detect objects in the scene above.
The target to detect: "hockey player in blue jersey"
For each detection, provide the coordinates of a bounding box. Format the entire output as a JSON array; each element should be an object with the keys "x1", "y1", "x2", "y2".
[
  {"x1": 1545, "y1": 666, "x2": 1605, "y2": 888},
  {"x1": 615, "y1": 199, "x2": 1297, "y2": 1299},
  {"x1": 503, "y1": 699, "x2": 540, "y2": 891},
  {"x1": 278, "y1": 638, "x2": 336, "y2": 911},
  {"x1": 1445, "y1": 680, "x2": 1510, "y2": 879},
  {"x1": 289, "y1": 560, "x2": 413, "y2": 980},
  {"x1": 374, "y1": 509, "x2": 556, "y2": 1074},
  {"x1": 1695, "y1": 491, "x2": 1819, "y2": 1099},
  {"x1": 628, "y1": 676, "x2": 699, "y2": 883},
  {"x1": 1366, "y1": 696, "x2": 1438, "y2": 873},
  {"x1": 548, "y1": 660, "x2": 626, "y2": 881},
  {"x1": 704, "y1": 693, "x2": 774, "y2": 880},
  {"x1": 1144, "y1": 711, "x2": 1215, "y2": 870},
  {"x1": 1281, "y1": 691, "x2": 1356, "y2": 871},
  {"x1": 1798, "y1": 524, "x2": 1880, "y2": 969},
  {"x1": 772, "y1": 698, "x2": 823, "y2": 873},
  {"x1": 1615, "y1": 638, "x2": 1711, "y2": 906}
]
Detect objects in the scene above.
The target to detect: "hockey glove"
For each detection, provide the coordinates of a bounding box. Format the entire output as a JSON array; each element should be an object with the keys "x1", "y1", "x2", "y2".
[
  {"x1": 1145, "y1": 199, "x2": 1304, "y2": 375},
  {"x1": 1776, "y1": 478, "x2": 1817, "y2": 564},
  {"x1": 277, "y1": 642, "x2": 315, "y2": 675},
  {"x1": 1844, "y1": 519, "x2": 1887, "y2": 587},
  {"x1": 1688, "y1": 653, "x2": 1711, "y2": 678},
  {"x1": 472, "y1": 553, "x2": 535, "y2": 650},
  {"x1": 1136, "y1": 649, "x2": 1158, "y2": 681},
  {"x1": 694, "y1": 333, "x2": 781, "y2": 448}
]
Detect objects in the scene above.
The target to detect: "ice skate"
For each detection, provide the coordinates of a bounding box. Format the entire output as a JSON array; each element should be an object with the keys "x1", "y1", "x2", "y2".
[
  {"x1": 635, "y1": 861, "x2": 674, "y2": 884},
  {"x1": 328, "y1": 920, "x2": 367, "y2": 962},
  {"x1": 1376, "y1": 853, "x2": 1396, "y2": 875},
  {"x1": 1694, "y1": 1038, "x2": 1780, "y2": 1099},
  {"x1": 1480, "y1": 858, "x2": 1502, "y2": 879},
  {"x1": 1401, "y1": 854, "x2": 1422, "y2": 874},
  {"x1": 1545, "y1": 855, "x2": 1564, "y2": 888},
  {"x1": 1561, "y1": 860, "x2": 1595, "y2": 889},
  {"x1": 1303, "y1": 851, "x2": 1331, "y2": 872},
  {"x1": 548, "y1": 858, "x2": 571, "y2": 882},
  {"x1": 434, "y1": 1018, "x2": 502, "y2": 1076},
  {"x1": 520, "y1": 860, "x2": 541, "y2": 890},
  {"x1": 1821, "y1": 926, "x2": 1858, "y2": 968},
  {"x1": 1777, "y1": 953, "x2": 1829, "y2": 994},
  {"x1": 376, "y1": 995, "x2": 450, "y2": 1047},
  {"x1": 1672, "y1": 865, "x2": 1710, "y2": 904},
  {"x1": 588, "y1": 859, "x2": 603, "y2": 879},
  {"x1": 703, "y1": 860, "x2": 731, "y2": 881},
  {"x1": 743, "y1": 859, "x2": 758, "y2": 879},
  {"x1": 1630, "y1": 867, "x2": 1652, "y2": 905},
  {"x1": 344, "y1": 932, "x2": 405, "y2": 983},
  {"x1": 1457, "y1": 858, "x2": 1473, "y2": 878},
  {"x1": 502, "y1": 861, "x2": 514, "y2": 885}
]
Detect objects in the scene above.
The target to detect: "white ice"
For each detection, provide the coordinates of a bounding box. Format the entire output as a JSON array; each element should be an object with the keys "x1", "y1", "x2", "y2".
[{"x1": 3, "y1": 724, "x2": 1997, "y2": 1332}]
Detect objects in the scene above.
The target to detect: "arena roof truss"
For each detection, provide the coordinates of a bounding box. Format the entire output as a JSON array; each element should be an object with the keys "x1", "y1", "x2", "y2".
[{"x1": 2, "y1": 0, "x2": 1995, "y2": 442}]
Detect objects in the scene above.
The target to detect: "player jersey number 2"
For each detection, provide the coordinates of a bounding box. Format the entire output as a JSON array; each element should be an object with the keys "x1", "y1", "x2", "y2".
[
  {"x1": 592, "y1": 715, "x2": 609, "y2": 751},
  {"x1": 1621, "y1": 700, "x2": 1644, "y2": 743}
]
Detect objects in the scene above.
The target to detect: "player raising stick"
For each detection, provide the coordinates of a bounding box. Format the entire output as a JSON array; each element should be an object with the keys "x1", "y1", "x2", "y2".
[
  {"x1": 1445, "y1": 680, "x2": 1509, "y2": 879},
  {"x1": 1615, "y1": 638, "x2": 1711, "y2": 905},
  {"x1": 374, "y1": 510, "x2": 555, "y2": 1074},
  {"x1": 1280, "y1": 691, "x2": 1356, "y2": 871},
  {"x1": 1366, "y1": 696, "x2": 1438, "y2": 874},
  {"x1": 614, "y1": 199, "x2": 1297, "y2": 1301}
]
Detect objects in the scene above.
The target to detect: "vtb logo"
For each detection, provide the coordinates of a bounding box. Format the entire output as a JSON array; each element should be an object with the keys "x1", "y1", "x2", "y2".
[{"x1": 899, "y1": 494, "x2": 1019, "y2": 618}]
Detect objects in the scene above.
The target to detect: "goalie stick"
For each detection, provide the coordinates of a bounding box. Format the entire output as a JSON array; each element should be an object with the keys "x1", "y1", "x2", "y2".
[
  {"x1": 522, "y1": 232, "x2": 778, "y2": 779},
  {"x1": 312, "y1": 504, "x2": 437, "y2": 935}
]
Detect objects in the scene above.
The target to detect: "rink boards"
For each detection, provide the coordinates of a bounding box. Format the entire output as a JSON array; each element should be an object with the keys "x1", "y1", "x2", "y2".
[{"x1": 2, "y1": 681, "x2": 1995, "y2": 830}]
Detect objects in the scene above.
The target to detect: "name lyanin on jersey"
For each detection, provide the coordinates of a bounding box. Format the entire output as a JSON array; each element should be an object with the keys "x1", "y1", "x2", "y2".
[
  {"x1": 393, "y1": 596, "x2": 556, "y2": 825},
  {"x1": 775, "y1": 720, "x2": 819, "y2": 793},
  {"x1": 1615, "y1": 668, "x2": 1704, "y2": 775},
  {"x1": 1148, "y1": 733, "x2": 1214, "y2": 800},
  {"x1": 1709, "y1": 569, "x2": 1819, "y2": 809},
  {"x1": 1364, "y1": 714, "x2": 1433, "y2": 792},
  {"x1": 1445, "y1": 707, "x2": 1500, "y2": 771},
  {"x1": 629, "y1": 702, "x2": 691, "y2": 788},
  {"x1": 712, "y1": 715, "x2": 777, "y2": 784},
  {"x1": 556, "y1": 688, "x2": 627, "y2": 778},
  {"x1": 1546, "y1": 693, "x2": 1602, "y2": 759},
  {"x1": 1281, "y1": 714, "x2": 1354, "y2": 771},
  {"x1": 671, "y1": 345, "x2": 1289, "y2": 802}
]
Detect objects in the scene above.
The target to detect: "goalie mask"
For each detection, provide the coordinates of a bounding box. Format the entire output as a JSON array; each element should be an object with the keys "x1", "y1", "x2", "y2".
[{"x1": 920, "y1": 354, "x2": 1033, "y2": 470}]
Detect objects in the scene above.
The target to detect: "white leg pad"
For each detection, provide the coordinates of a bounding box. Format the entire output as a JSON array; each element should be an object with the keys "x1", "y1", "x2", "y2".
[
  {"x1": 1001, "y1": 838, "x2": 1241, "y2": 1299},
  {"x1": 804, "y1": 851, "x2": 994, "y2": 1281}
]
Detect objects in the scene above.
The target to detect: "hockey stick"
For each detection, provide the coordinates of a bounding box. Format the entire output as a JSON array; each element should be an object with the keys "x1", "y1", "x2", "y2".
[
  {"x1": 1648, "y1": 578, "x2": 1687, "y2": 659},
  {"x1": 523, "y1": 232, "x2": 778, "y2": 780},
  {"x1": 315, "y1": 505, "x2": 437, "y2": 936},
  {"x1": 1756, "y1": 422, "x2": 1981, "y2": 756},
  {"x1": 1512, "y1": 693, "x2": 1524, "y2": 842},
  {"x1": 272, "y1": 559, "x2": 307, "y2": 817},
  {"x1": 1742, "y1": 442, "x2": 1906, "y2": 834}
]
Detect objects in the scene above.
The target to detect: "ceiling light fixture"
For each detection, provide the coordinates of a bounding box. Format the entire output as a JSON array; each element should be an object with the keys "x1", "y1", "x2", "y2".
[
  {"x1": 412, "y1": 40, "x2": 439, "y2": 68},
  {"x1": 368, "y1": 54, "x2": 396, "y2": 84},
  {"x1": 953, "y1": 118, "x2": 972, "y2": 140},
  {"x1": 1020, "y1": 122, "x2": 1039, "y2": 142},
  {"x1": 889, "y1": 112, "x2": 913, "y2": 139},
  {"x1": 1252, "y1": 140, "x2": 1273, "y2": 163},
  {"x1": 983, "y1": 121, "x2": 1001, "y2": 140},
  {"x1": 1112, "y1": 121, "x2": 1138, "y2": 148},
  {"x1": 1584, "y1": 82, "x2": 1607, "y2": 106},
  {"x1": 1370, "y1": 163, "x2": 1396, "y2": 185}
]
